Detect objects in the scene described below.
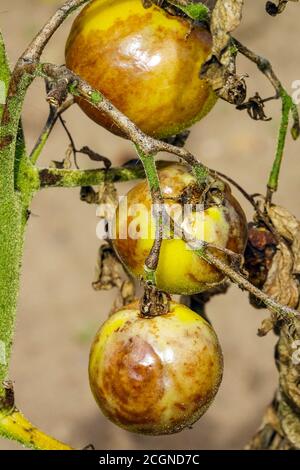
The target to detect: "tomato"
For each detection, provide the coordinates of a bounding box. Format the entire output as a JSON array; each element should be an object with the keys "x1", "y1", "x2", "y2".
[
  {"x1": 65, "y1": 0, "x2": 217, "y2": 138},
  {"x1": 89, "y1": 301, "x2": 223, "y2": 434},
  {"x1": 112, "y1": 163, "x2": 248, "y2": 295}
]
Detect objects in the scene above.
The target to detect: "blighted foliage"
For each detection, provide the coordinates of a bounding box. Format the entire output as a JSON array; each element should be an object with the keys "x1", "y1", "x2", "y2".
[
  {"x1": 266, "y1": 0, "x2": 299, "y2": 16},
  {"x1": 245, "y1": 205, "x2": 300, "y2": 449}
]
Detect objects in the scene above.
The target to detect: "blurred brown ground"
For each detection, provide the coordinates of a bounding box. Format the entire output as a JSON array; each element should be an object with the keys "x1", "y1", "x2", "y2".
[{"x1": 0, "y1": 0, "x2": 299, "y2": 450}]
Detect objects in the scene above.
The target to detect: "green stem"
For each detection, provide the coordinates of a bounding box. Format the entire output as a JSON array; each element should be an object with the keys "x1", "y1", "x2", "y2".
[
  {"x1": 136, "y1": 148, "x2": 160, "y2": 193},
  {"x1": 0, "y1": 35, "x2": 39, "y2": 395},
  {"x1": 0, "y1": 159, "x2": 39, "y2": 395},
  {"x1": 267, "y1": 88, "x2": 293, "y2": 199},
  {"x1": 0, "y1": 195, "x2": 23, "y2": 391},
  {"x1": 0, "y1": 2, "x2": 108, "y2": 396},
  {"x1": 30, "y1": 111, "x2": 58, "y2": 165},
  {"x1": 135, "y1": 146, "x2": 163, "y2": 282},
  {"x1": 39, "y1": 166, "x2": 145, "y2": 188},
  {"x1": 0, "y1": 408, "x2": 72, "y2": 450},
  {"x1": 30, "y1": 98, "x2": 74, "y2": 165}
]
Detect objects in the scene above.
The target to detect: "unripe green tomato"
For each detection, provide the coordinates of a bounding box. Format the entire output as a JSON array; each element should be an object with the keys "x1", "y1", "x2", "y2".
[
  {"x1": 112, "y1": 163, "x2": 248, "y2": 295},
  {"x1": 89, "y1": 301, "x2": 223, "y2": 435},
  {"x1": 65, "y1": 0, "x2": 217, "y2": 138}
]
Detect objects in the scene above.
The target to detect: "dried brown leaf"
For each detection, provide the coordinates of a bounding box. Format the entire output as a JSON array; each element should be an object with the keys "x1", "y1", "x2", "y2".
[
  {"x1": 266, "y1": 0, "x2": 299, "y2": 17},
  {"x1": 210, "y1": 0, "x2": 244, "y2": 60},
  {"x1": 92, "y1": 245, "x2": 123, "y2": 291},
  {"x1": 268, "y1": 205, "x2": 300, "y2": 274},
  {"x1": 263, "y1": 242, "x2": 299, "y2": 309},
  {"x1": 278, "y1": 399, "x2": 300, "y2": 449},
  {"x1": 200, "y1": 0, "x2": 246, "y2": 104}
]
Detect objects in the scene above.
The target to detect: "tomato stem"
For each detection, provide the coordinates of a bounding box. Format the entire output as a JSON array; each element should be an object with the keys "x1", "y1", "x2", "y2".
[
  {"x1": 0, "y1": 408, "x2": 72, "y2": 450},
  {"x1": 267, "y1": 87, "x2": 299, "y2": 202}
]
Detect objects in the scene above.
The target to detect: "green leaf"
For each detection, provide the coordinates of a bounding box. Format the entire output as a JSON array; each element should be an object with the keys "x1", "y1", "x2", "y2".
[
  {"x1": 0, "y1": 30, "x2": 11, "y2": 121},
  {"x1": 170, "y1": 2, "x2": 210, "y2": 22}
]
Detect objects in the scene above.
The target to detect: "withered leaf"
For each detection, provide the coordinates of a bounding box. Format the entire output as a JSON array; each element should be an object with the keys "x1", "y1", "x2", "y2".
[
  {"x1": 263, "y1": 242, "x2": 299, "y2": 309},
  {"x1": 210, "y1": 0, "x2": 244, "y2": 61},
  {"x1": 200, "y1": 0, "x2": 246, "y2": 104},
  {"x1": 92, "y1": 245, "x2": 123, "y2": 291},
  {"x1": 257, "y1": 317, "x2": 276, "y2": 337},
  {"x1": 278, "y1": 399, "x2": 300, "y2": 449},
  {"x1": 266, "y1": 0, "x2": 299, "y2": 17},
  {"x1": 267, "y1": 205, "x2": 300, "y2": 274}
]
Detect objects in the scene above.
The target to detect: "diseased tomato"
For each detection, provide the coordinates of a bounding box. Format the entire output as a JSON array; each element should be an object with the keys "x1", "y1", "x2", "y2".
[
  {"x1": 112, "y1": 163, "x2": 248, "y2": 295},
  {"x1": 89, "y1": 301, "x2": 223, "y2": 435},
  {"x1": 65, "y1": 0, "x2": 217, "y2": 138}
]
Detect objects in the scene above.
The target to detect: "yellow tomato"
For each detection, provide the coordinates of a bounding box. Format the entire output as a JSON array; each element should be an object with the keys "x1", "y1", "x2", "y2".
[
  {"x1": 65, "y1": 0, "x2": 217, "y2": 138},
  {"x1": 112, "y1": 163, "x2": 248, "y2": 295},
  {"x1": 89, "y1": 301, "x2": 223, "y2": 435}
]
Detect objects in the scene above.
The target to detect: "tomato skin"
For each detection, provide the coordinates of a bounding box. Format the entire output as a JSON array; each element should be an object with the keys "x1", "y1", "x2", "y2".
[
  {"x1": 112, "y1": 163, "x2": 248, "y2": 295},
  {"x1": 65, "y1": 0, "x2": 217, "y2": 138},
  {"x1": 89, "y1": 301, "x2": 223, "y2": 435}
]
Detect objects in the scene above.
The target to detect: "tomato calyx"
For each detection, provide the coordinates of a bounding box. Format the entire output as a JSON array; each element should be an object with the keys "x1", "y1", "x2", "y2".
[
  {"x1": 140, "y1": 282, "x2": 171, "y2": 318},
  {"x1": 142, "y1": 1, "x2": 211, "y2": 29}
]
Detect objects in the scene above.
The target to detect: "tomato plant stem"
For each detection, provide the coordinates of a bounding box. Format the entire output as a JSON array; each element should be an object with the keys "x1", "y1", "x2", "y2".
[
  {"x1": 135, "y1": 147, "x2": 164, "y2": 279},
  {"x1": 267, "y1": 88, "x2": 298, "y2": 201},
  {"x1": 0, "y1": 408, "x2": 72, "y2": 450},
  {"x1": 39, "y1": 166, "x2": 146, "y2": 188},
  {"x1": 0, "y1": 32, "x2": 25, "y2": 394}
]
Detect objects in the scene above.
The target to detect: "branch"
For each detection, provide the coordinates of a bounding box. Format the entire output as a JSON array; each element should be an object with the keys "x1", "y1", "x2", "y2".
[
  {"x1": 135, "y1": 147, "x2": 164, "y2": 282},
  {"x1": 22, "y1": 0, "x2": 91, "y2": 63},
  {"x1": 39, "y1": 166, "x2": 145, "y2": 188},
  {"x1": 39, "y1": 63, "x2": 210, "y2": 186},
  {"x1": 169, "y1": 210, "x2": 300, "y2": 324},
  {"x1": 0, "y1": 1, "x2": 91, "y2": 192},
  {"x1": 30, "y1": 98, "x2": 74, "y2": 164},
  {"x1": 266, "y1": 91, "x2": 297, "y2": 201},
  {"x1": 0, "y1": 381, "x2": 73, "y2": 450},
  {"x1": 199, "y1": 247, "x2": 300, "y2": 323},
  {"x1": 0, "y1": 408, "x2": 72, "y2": 450}
]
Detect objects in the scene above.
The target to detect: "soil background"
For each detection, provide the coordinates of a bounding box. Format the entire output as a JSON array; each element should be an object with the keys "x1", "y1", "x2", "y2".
[{"x1": 0, "y1": 0, "x2": 299, "y2": 450}]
